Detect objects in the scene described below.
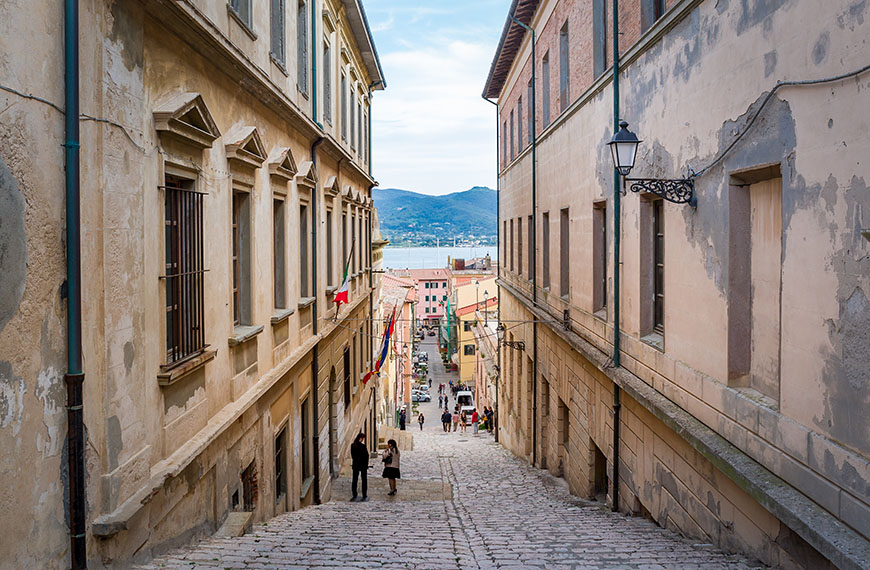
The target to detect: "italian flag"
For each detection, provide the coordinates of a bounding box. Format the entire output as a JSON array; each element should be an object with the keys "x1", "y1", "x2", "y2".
[{"x1": 334, "y1": 241, "x2": 354, "y2": 309}]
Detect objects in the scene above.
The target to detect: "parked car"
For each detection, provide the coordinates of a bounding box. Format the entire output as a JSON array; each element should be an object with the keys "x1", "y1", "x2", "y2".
[
  {"x1": 411, "y1": 391, "x2": 431, "y2": 402},
  {"x1": 456, "y1": 390, "x2": 474, "y2": 424},
  {"x1": 427, "y1": 330, "x2": 436, "y2": 336}
]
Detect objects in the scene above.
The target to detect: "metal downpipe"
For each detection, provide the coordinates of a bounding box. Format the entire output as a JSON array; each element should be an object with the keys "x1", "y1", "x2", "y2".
[
  {"x1": 311, "y1": 136, "x2": 324, "y2": 505},
  {"x1": 611, "y1": 0, "x2": 622, "y2": 513},
  {"x1": 64, "y1": 0, "x2": 86, "y2": 566}
]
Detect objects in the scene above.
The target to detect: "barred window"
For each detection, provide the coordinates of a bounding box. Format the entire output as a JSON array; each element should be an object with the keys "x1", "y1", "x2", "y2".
[{"x1": 163, "y1": 175, "x2": 206, "y2": 364}]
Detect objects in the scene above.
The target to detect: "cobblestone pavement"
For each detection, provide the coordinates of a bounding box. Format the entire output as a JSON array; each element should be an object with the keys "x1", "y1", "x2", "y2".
[{"x1": 143, "y1": 338, "x2": 761, "y2": 569}]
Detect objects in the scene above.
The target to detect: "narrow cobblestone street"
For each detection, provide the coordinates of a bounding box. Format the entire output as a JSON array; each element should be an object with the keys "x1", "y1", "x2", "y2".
[{"x1": 142, "y1": 339, "x2": 761, "y2": 569}]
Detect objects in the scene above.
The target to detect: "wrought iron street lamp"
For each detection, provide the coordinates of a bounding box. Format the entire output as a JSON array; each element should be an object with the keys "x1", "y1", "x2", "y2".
[
  {"x1": 496, "y1": 323, "x2": 525, "y2": 351},
  {"x1": 607, "y1": 121, "x2": 696, "y2": 207}
]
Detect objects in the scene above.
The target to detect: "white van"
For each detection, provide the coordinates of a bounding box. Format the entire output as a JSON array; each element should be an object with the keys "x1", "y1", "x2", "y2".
[{"x1": 456, "y1": 390, "x2": 474, "y2": 424}]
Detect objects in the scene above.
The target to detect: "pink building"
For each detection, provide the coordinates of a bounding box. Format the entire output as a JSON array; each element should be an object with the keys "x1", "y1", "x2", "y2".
[{"x1": 405, "y1": 268, "x2": 452, "y2": 323}]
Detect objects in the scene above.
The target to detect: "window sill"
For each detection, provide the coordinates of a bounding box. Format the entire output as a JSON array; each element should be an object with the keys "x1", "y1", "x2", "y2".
[
  {"x1": 298, "y1": 297, "x2": 315, "y2": 309},
  {"x1": 298, "y1": 86, "x2": 309, "y2": 100},
  {"x1": 593, "y1": 308, "x2": 607, "y2": 321},
  {"x1": 229, "y1": 325, "x2": 264, "y2": 347},
  {"x1": 157, "y1": 347, "x2": 216, "y2": 386},
  {"x1": 270, "y1": 53, "x2": 288, "y2": 76},
  {"x1": 325, "y1": 285, "x2": 338, "y2": 295},
  {"x1": 641, "y1": 332, "x2": 664, "y2": 352},
  {"x1": 226, "y1": 5, "x2": 257, "y2": 41},
  {"x1": 271, "y1": 308, "x2": 295, "y2": 325},
  {"x1": 300, "y1": 476, "x2": 314, "y2": 500}
]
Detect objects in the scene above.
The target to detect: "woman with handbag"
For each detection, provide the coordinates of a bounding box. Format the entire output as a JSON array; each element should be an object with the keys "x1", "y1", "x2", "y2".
[{"x1": 381, "y1": 439, "x2": 400, "y2": 496}]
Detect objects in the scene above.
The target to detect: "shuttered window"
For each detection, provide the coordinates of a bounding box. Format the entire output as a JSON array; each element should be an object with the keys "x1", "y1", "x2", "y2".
[
  {"x1": 323, "y1": 42, "x2": 332, "y2": 123},
  {"x1": 270, "y1": 0, "x2": 285, "y2": 66},
  {"x1": 559, "y1": 21, "x2": 570, "y2": 112},
  {"x1": 297, "y1": 0, "x2": 308, "y2": 94}
]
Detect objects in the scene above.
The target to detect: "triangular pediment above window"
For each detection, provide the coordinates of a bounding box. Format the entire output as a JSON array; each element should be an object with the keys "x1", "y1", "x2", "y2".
[
  {"x1": 322, "y1": 9, "x2": 336, "y2": 33},
  {"x1": 153, "y1": 92, "x2": 220, "y2": 149},
  {"x1": 324, "y1": 175, "x2": 340, "y2": 196},
  {"x1": 267, "y1": 147, "x2": 298, "y2": 181},
  {"x1": 296, "y1": 161, "x2": 318, "y2": 189},
  {"x1": 225, "y1": 125, "x2": 267, "y2": 170}
]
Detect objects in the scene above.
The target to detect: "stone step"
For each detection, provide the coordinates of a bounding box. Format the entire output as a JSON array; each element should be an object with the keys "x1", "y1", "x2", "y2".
[{"x1": 214, "y1": 511, "x2": 253, "y2": 538}]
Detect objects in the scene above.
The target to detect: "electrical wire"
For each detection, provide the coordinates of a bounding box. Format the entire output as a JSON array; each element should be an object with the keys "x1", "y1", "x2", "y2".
[{"x1": 691, "y1": 62, "x2": 870, "y2": 178}]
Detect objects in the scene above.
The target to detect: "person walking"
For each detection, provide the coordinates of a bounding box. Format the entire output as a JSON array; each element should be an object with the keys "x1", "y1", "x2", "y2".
[
  {"x1": 441, "y1": 409, "x2": 451, "y2": 432},
  {"x1": 399, "y1": 408, "x2": 407, "y2": 431},
  {"x1": 429, "y1": 377, "x2": 432, "y2": 388},
  {"x1": 350, "y1": 432, "x2": 369, "y2": 502},
  {"x1": 452, "y1": 408, "x2": 460, "y2": 432},
  {"x1": 459, "y1": 411, "x2": 467, "y2": 433},
  {"x1": 382, "y1": 439, "x2": 401, "y2": 496},
  {"x1": 486, "y1": 407, "x2": 494, "y2": 433},
  {"x1": 471, "y1": 409, "x2": 479, "y2": 435},
  {"x1": 418, "y1": 413, "x2": 425, "y2": 431}
]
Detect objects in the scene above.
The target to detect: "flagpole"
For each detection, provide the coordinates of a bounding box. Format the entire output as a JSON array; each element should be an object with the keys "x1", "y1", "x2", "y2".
[{"x1": 334, "y1": 239, "x2": 355, "y2": 321}]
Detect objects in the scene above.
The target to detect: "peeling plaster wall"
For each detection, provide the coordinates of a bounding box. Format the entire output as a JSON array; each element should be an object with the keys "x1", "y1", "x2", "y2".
[
  {"x1": 496, "y1": 0, "x2": 870, "y2": 563},
  {"x1": 1, "y1": 0, "x2": 380, "y2": 567},
  {"x1": 0, "y1": 0, "x2": 70, "y2": 566}
]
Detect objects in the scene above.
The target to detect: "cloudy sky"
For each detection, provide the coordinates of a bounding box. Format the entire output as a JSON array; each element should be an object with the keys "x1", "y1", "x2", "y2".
[{"x1": 366, "y1": 0, "x2": 511, "y2": 195}]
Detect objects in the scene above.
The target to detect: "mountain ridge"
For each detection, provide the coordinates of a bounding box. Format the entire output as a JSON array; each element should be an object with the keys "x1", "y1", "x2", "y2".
[{"x1": 373, "y1": 186, "x2": 497, "y2": 247}]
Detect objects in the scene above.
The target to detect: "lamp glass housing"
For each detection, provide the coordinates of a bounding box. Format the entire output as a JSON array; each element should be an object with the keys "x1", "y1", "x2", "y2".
[
  {"x1": 607, "y1": 121, "x2": 641, "y2": 176},
  {"x1": 496, "y1": 323, "x2": 505, "y2": 343}
]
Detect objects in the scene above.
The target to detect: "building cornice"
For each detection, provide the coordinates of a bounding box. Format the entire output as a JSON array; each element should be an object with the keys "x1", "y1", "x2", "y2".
[{"x1": 143, "y1": 0, "x2": 376, "y2": 187}]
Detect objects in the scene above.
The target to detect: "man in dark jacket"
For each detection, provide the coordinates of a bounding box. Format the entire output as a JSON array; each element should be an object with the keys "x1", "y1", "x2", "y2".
[{"x1": 350, "y1": 432, "x2": 369, "y2": 502}]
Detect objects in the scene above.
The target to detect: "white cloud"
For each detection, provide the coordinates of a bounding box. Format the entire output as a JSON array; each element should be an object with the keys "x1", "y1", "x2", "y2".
[{"x1": 372, "y1": 39, "x2": 497, "y2": 195}]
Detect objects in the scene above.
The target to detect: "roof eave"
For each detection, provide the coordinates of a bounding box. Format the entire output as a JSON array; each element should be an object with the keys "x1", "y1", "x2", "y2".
[
  {"x1": 481, "y1": 0, "x2": 540, "y2": 100},
  {"x1": 342, "y1": 0, "x2": 387, "y2": 90}
]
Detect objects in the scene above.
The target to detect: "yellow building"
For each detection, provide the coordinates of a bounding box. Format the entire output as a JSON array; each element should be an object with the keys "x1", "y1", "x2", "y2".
[
  {"x1": 454, "y1": 278, "x2": 498, "y2": 391},
  {"x1": 0, "y1": 0, "x2": 385, "y2": 567}
]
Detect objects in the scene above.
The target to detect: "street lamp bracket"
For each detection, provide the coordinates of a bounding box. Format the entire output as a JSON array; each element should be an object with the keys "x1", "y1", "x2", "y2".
[{"x1": 625, "y1": 177, "x2": 696, "y2": 207}]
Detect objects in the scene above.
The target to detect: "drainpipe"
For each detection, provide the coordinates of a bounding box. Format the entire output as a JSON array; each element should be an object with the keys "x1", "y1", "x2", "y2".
[
  {"x1": 480, "y1": 95, "x2": 499, "y2": 443},
  {"x1": 64, "y1": 0, "x2": 86, "y2": 567},
  {"x1": 611, "y1": 0, "x2": 622, "y2": 513},
  {"x1": 311, "y1": 136, "x2": 325, "y2": 504},
  {"x1": 311, "y1": 0, "x2": 319, "y2": 126},
  {"x1": 509, "y1": 14, "x2": 538, "y2": 467}
]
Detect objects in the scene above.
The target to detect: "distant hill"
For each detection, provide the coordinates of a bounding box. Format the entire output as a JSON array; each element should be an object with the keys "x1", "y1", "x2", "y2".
[{"x1": 373, "y1": 187, "x2": 497, "y2": 247}]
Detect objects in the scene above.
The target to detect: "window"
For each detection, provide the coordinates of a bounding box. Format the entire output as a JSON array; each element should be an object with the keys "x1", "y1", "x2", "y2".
[
  {"x1": 357, "y1": 99, "x2": 363, "y2": 154},
  {"x1": 593, "y1": 0, "x2": 607, "y2": 77},
  {"x1": 464, "y1": 321, "x2": 472, "y2": 332},
  {"x1": 503, "y1": 220, "x2": 508, "y2": 266},
  {"x1": 275, "y1": 426, "x2": 287, "y2": 502},
  {"x1": 442, "y1": 281, "x2": 446, "y2": 288},
  {"x1": 653, "y1": 200, "x2": 664, "y2": 333},
  {"x1": 323, "y1": 42, "x2": 332, "y2": 123},
  {"x1": 527, "y1": 215, "x2": 533, "y2": 280},
  {"x1": 343, "y1": 348, "x2": 351, "y2": 407},
  {"x1": 300, "y1": 203, "x2": 310, "y2": 297},
  {"x1": 517, "y1": 216, "x2": 523, "y2": 277},
  {"x1": 641, "y1": 0, "x2": 667, "y2": 32},
  {"x1": 340, "y1": 73, "x2": 347, "y2": 140},
  {"x1": 342, "y1": 211, "x2": 348, "y2": 265},
  {"x1": 728, "y1": 171, "x2": 783, "y2": 400},
  {"x1": 350, "y1": 85, "x2": 356, "y2": 150},
  {"x1": 163, "y1": 176, "x2": 206, "y2": 364},
  {"x1": 425, "y1": 295, "x2": 429, "y2": 302},
  {"x1": 560, "y1": 208, "x2": 570, "y2": 298},
  {"x1": 509, "y1": 218, "x2": 515, "y2": 272},
  {"x1": 517, "y1": 96, "x2": 523, "y2": 152},
  {"x1": 527, "y1": 80, "x2": 533, "y2": 143},
  {"x1": 363, "y1": 110, "x2": 368, "y2": 165},
  {"x1": 297, "y1": 0, "x2": 309, "y2": 95},
  {"x1": 301, "y1": 397, "x2": 311, "y2": 481},
  {"x1": 442, "y1": 295, "x2": 447, "y2": 301},
  {"x1": 425, "y1": 307, "x2": 430, "y2": 314},
  {"x1": 502, "y1": 120, "x2": 508, "y2": 164},
  {"x1": 509, "y1": 109, "x2": 515, "y2": 160},
  {"x1": 232, "y1": 192, "x2": 252, "y2": 325},
  {"x1": 274, "y1": 199, "x2": 286, "y2": 309},
  {"x1": 542, "y1": 212, "x2": 550, "y2": 289},
  {"x1": 241, "y1": 460, "x2": 258, "y2": 511},
  {"x1": 351, "y1": 214, "x2": 357, "y2": 273},
  {"x1": 326, "y1": 209, "x2": 334, "y2": 285},
  {"x1": 593, "y1": 202, "x2": 607, "y2": 313},
  {"x1": 464, "y1": 344, "x2": 476, "y2": 356},
  {"x1": 231, "y1": 0, "x2": 253, "y2": 30},
  {"x1": 559, "y1": 21, "x2": 570, "y2": 112},
  {"x1": 270, "y1": 0, "x2": 285, "y2": 65},
  {"x1": 542, "y1": 51, "x2": 550, "y2": 127}
]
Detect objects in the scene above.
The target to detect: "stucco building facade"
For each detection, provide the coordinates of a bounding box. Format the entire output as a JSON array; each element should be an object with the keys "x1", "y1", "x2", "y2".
[
  {"x1": 0, "y1": 0, "x2": 385, "y2": 567},
  {"x1": 485, "y1": 0, "x2": 870, "y2": 568}
]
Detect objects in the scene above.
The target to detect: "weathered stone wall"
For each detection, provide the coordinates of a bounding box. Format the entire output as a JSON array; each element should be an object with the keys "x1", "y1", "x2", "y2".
[
  {"x1": 0, "y1": 0, "x2": 382, "y2": 567},
  {"x1": 495, "y1": 0, "x2": 870, "y2": 566}
]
